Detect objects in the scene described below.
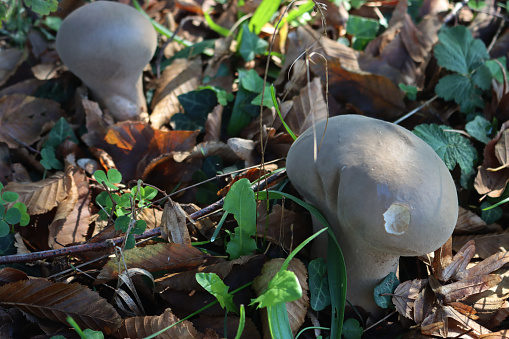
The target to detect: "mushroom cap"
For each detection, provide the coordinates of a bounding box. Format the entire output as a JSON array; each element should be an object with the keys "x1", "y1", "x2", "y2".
[
  {"x1": 56, "y1": 1, "x2": 156, "y2": 80},
  {"x1": 286, "y1": 115, "x2": 458, "y2": 257},
  {"x1": 56, "y1": 1, "x2": 157, "y2": 120}
]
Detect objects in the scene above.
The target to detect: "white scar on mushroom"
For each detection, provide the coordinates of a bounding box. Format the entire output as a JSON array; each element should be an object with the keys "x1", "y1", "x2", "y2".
[{"x1": 383, "y1": 203, "x2": 410, "y2": 235}]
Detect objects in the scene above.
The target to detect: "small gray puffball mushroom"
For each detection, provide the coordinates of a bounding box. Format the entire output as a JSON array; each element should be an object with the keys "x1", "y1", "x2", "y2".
[
  {"x1": 286, "y1": 115, "x2": 458, "y2": 318},
  {"x1": 56, "y1": 1, "x2": 157, "y2": 121}
]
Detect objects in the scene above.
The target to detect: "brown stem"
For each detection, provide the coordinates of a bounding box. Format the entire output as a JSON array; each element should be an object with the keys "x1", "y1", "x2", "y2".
[{"x1": 0, "y1": 169, "x2": 286, "y2": 264}]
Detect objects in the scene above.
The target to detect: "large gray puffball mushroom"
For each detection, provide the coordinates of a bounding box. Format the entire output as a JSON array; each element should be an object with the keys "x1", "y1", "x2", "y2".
[
  {"x1": 56, "y1": 1, "x2": 157, "y2": 121},
  {"x1": 286, "y1": 115, "x2": 458, "y2": 318}
]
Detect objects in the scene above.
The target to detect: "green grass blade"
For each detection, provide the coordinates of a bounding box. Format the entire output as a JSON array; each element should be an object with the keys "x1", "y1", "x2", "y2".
[
  {"x1": 234, "y1": 305, "x2": 246, "y2": 339},
  {"x1": 271, "y1": 84, "x2": 297, "y2": 140}
]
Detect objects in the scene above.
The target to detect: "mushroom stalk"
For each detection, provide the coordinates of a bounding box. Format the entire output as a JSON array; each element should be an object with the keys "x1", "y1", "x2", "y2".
[{"x1": 286, "y1": 115, "x2": 458, "y2": 318}]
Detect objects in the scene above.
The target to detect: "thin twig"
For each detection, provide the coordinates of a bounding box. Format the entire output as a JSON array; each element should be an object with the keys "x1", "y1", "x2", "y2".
[{"x1": 0, "y1": 170, "x2": 286, "y2": 265}]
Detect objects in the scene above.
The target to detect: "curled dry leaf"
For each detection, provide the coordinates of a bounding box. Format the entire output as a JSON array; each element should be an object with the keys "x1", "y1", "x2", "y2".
[
  {"x1": 0, "y1": 94, "x2": 62, "y2": 148},
  {"x1": 48, "y1": 167, "x2": 90, "y2": 248},
  {"x1": 95, "y1": 243, "x2": 210, "y2": 284},
  {"x1": 0, "y1": 48, "x2": 25, "y2": 86},
  {"x1": 4, "y1": 170, "x2": 72, "y2": 215},
  {"x1": 116, "y1": 307, "x2": 203, "y2": 339},
  {"x1": 392, "y1": 279, "x2": 429, "y2": 319},
  {"x1": 0, "y1": 268, "x2": 28, "y2": 286},
  {"x1": 150, "y1": 58, "x2": 202, "y2": 129},
  {"x1": 0, "y1": 278, "x2": 121, "y2": 334},
  {"x1": 252, "y1": 258, "x2": 309, "y2": 336},
  {"x1": 160, "y1": 199, "x2": 192, "y2": 245},
  {"x1": 454, "y1": 229, "x2": 509, "y2": 260}
]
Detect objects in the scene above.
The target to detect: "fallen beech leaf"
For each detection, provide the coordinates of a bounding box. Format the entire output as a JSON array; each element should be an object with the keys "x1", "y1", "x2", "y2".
[
  {"x1": 0, "y1": 48, "x2": 25, "y2": 86},
  {"x1": 150, "y1": 58, "x2": 202, "y2": 129},
  {"x1": 285, "y1": 77, "x2": 328, "y2": 136},
  {"x1": 116, "y1": 308, "x2": 203, "y2": 339},
  {"x1": 0, "y1": 94, "x2": 62, "y2": 148},
  {"x1": 48, "y1": 168, "x2": 90, "y2": 248},
  {"x1": 449, "y1": 301, "x2": 479, "y2": 320},
  {"x1": 438, "y1": 274, "x2": 501, "y2": 304},
  {"x1": 91, "y1": 121, "x2": 199, "y2": 181},
  {"x1": 461, "y1": 252, "x2": 509, "y2": 280},
  {"x1": 455, "y1": 207, "x2": 489, "y2": 234},
  {"x1": 392, "y1": 279, "x2": 428, "y2": 319},
  {"x1": 204, "y1": 105, "x2": 223, "y2": 142},
  {"x1": 252, "y1": 258, "x2": 309, "y2": 336},
  {"x1": 480, "y1": 330, "x2": 509, "y2": 338},
  {"x1": 80, "y1": 97, "x2": 112, "y2": 148},
  {"x1": 0, "y1": 268, "x2": 28, "y2": 286},
  {"x1": 160, "y1": 199, "x2": 192, "y2": 245},
  {"x1": 0, "y1": 278, "x2": 121, "y2": 334},
  {"x1": 453, "y1": 230, "x2": 509, "y2": 260},
  {"x1": 442, "y1": 305, "x2": 491, "y2": 337},
  {"x1": 4, "y1": 171, "x2": 72, "y2": 215},
  {"x1": 95, "y1": 243, "x2": 209, "y2": 284}
]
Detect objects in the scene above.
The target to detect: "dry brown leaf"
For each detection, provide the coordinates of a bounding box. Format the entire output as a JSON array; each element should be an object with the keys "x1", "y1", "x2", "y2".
[
  {"x1": 150, "y1": 58, "x2": 202, "y2": 129},
  {"x1": 252, "y1": 258, "x2": 309, "y2": 336},
  {"x1": 461, "y1": 252, "x2": 509, "y2": 280},
  {"x1": 137, "y1": 206, "x2": 163, "y2": 229},
  {"x1": 480, "y1": 330, "x2": 509, "y2": 339},
  {"x1": 256, "y1": 204, "x2": 311, "y2": 252},
  {"x1": 453, "y1": 230, "x2": 509, "y2": 260},
  {"x1": 442, "y1": 305, "x2": 491, "y2": 337},
  {"x1": 0, "y1": 268, "x2": 28, "y2": 286},
  {"x1": 449, "y1": 301, "x2": 479, "y2": 320},
  {"x1": 392, "y1": 279, "x2": 428, "y2": 319},
  {"x1": 0, "y1": 278, "x2": 121, "y2": 334},
  {"x1": 455, "y1": 207, "x2": 490, "y2": 234},
  {"x1": 160, "y1": 199, "x2": 192, "y2": 245},
  {"x1": 4, "y1": 171, "x2": 72, "y2": 215},
  {"x1": 439, "y1": 275, "x2": 501, "y2": 304},
  {"x1": 116, "y1": 308, "x2": 203, "y2": 339},
  {"x1": 203, "y1": 105, "x2": 223, "y2": 142},
  {"x1": 0, "y1": 94, "x2": 62, "y2": 148},
  {"x1": 48, "y1": 167, "x2": 90, "y2": 248},
  {"x1": 0, "y1": 48, "x2": 25, "y2": 86},
  {"x1": 285, "y1": 77, "x2": 328, "y2": 136},
  {"x1": 80, "y1": 97, "x2": 112, "y2": 148},
  {"x1": 95, "y1": 243, "x2": 209, "y2": 284}
]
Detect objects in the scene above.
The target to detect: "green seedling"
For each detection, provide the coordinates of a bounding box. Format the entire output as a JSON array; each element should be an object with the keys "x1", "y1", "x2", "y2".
[{"x1": 0, "y1": 183, "x2": 29, "y2": 237}]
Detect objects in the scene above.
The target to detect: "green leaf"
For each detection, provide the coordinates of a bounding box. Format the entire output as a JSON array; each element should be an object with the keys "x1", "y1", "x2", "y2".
[
  {"x1": 249, "y1": 0, "x2": 282, "y2": 34},
  {"x1": 309, "y1": 257, "x2": 331, "y2": 311},
  {"x1": 131, "y1": 220, "x2": 146, "y2": 235},
  {"x1": 43, "y1": 117, "x2": 78, "y2": 149},
  {"x1": 346, "y1": 15, "x2": 379, "y2": 39},
  {"x1": 177, "y1": 89, "x2": 218, "y2": 130},
  {"x1": 374, "y1": 272, "x2": 399, "y2": 309},
  {"x1": 252, "y1": 270, "x2": 302, "y2": 308},
  {"x1": 342, "y1": 318, "x2": 363, "y2": 339},
  {"x1": 472, "y1": 64, "x2": 493, "y2": 91},
  {"x1": 239, "y1": 24, "x2": 268, "y2": 62},
  {"x1": 0, "y1": 220, "x2": 9, "y2": 237},
  {"x1": 24, "y1": 0, "x2": 58, "y2": 15},
  {"x1": 40, "y1": 147, "x2": 63, "y2": 170},
  {"x1": 434, "y1": 26, "x2": 489, "y2": 74},
  {"x1": 267, "y1": 303, "x2": 293, "y2": 339},
  {"x1": 465, "y1": 115, "x2": 492, "y2": 144},
  {"x1": 107, "y1": 169, "x2": 122, "y2": 184},
  {"x1": 223, "y1": 178, "x2": 257, "y2": 259},
  {"x1": 251, "y1": 87, "x2": 274, "y2": 108},
  {"x1": 413, "y1": 124, "x2": 477, "y2": 178},
  {"x1": 486, "y1": 57, "x2": 507, "y2": 83},
  {"x1": 1, "y1": 191, "x2": 18, "y2": 203},
  {"x1": 240, "y1": 69, "x2": 264, "y2": 93},
  {"x1": 12, "y1": 202, "x2": 29, "y2": 226},
  {"x1": 114, "y1": 216, "x2": 131, "y2": 232},
  {"x1": 481, "y1": 201, "x2": 503, "y2": 224},
  {"x1": 435, "y1": 73, "x2": 483, "y2": 112},
  {"x1": 234, "y1": 304, "x2": 246, "y2": 339},
  {"x1": 4, "y1": 207, "x2": 21, "y2": 225},
  {"x1": 399, "y1": 83, "x2": 418, "y2": 101},
  {"x1": 125, "y1": 234, "x2": 136, "y2": 249},
  {"x1": 196, "y1": 272, "x2": 238, "y2": 313}
]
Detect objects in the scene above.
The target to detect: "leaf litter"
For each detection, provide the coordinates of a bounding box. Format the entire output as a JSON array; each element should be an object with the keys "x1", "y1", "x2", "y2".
[{"x1": 0, "y1": 0, "x2": 509, "y2": 337}]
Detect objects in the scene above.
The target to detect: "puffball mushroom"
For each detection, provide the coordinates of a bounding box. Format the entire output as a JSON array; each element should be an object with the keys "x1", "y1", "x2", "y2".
[
  {"x1": 286, "y1": 115, "x2": 458, "y2": 317},
  {"x1": 56, "y1": 1, "x2": 157, "y2": 121}
]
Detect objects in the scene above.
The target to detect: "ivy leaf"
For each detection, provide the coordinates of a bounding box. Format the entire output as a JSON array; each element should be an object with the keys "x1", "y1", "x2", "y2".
[
  {"x1": 196, "y1": 272, "x2": 238, "y2": 313},
  {"x1": 413, "y1": 124, "x2": 477, "y2": 178},
  {"x1": 40, "y1": 148, "x2": 63, "y2": 170},
  {"x1": 374, "y1": 272, "x2": 399, "y2": 309},
  {"x1": 43, "y1": 117, "x2": 78, "y2": 149},
  {"x1": 465, "y1": 115, "x2": 492, "y2": 144},
  {"x1": 239, "y1": 23, "x2": 268, "y2": 62},
  {"x1": 434, "y1": 26, "x2": 489, "y2": 74},
  {"x1": 308, "y1": 258, "x2": 331, "y2": 311},
  {"x1": 24, "y1": 0, "x2": 58, "y2": 15},
  {"x1": 177, "y1": 89, "x2": 218, "y2": 130},
  {"x1": 251, "y1": 270, "x2": 302, "y2": 308},
  {"x1": 346, "y1": 15, "x2": 379, "y2": 39}
]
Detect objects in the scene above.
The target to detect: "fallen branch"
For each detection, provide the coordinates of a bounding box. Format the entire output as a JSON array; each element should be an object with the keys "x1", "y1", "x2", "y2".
[{"x1": 0, "y1": 169, "x2": 287, "y2": 265}]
